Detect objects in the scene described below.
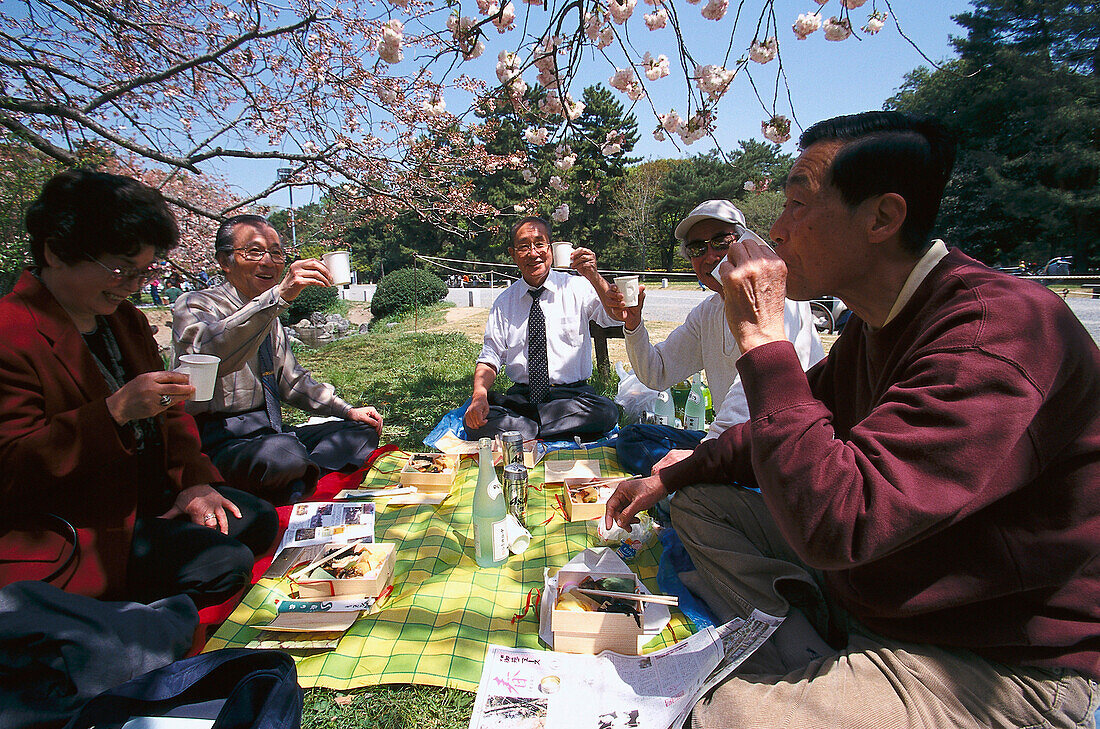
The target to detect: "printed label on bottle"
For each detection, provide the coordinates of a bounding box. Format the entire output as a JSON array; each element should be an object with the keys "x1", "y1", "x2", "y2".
[
  {"x1": 688, "y1": 391, "x2": 703, "y2": 404},
  {"x1": 492, "y1": 519, "x2": 508, "y2": 562},
  {"x1": 686, "y1": 414, "x2": 704, "y2": 430},
  {"x1": 656, "y1": 413, "x2": 671, "y2": 426}
]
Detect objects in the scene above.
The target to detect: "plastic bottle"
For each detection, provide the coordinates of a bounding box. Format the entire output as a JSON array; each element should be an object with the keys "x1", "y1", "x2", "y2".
[
  {"x1": 473, "y1": 437, "x2": 508, "y2": 567},
  {"x1": 654, "y1": 389, "x2": 677, "y2": 427},
  {"x1": 701, "y1": 378, "x2": 714, "y2": 424},
  {"x1": 685, "y1": 373, "x2": 707, "y2": 431}
]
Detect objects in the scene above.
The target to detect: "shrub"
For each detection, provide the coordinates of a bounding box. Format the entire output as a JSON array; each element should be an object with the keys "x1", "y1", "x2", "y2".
[
  {"x1": 370, "y1": 268, "x2": 447, "y2": 319},
  {"x1": 284, "y1": 285, "x2": 339, "y2": 324}
]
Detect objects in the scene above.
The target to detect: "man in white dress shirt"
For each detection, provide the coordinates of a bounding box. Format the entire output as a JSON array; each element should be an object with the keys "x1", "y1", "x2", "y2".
[
  {"x1": 464, "y1": 217, "x2": 620, "y2": 441},
  {"x1": 606, "y1": 200, "x2": 825, "y2": 475}
]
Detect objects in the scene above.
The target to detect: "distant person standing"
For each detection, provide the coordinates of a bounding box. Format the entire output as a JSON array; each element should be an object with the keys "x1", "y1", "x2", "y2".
[
  {"x1": 163, "y1": 278, "x2": 184, "y2": 304},
  {"x1": 149, "y1": 278, "x2": 162, "y2": 306}
]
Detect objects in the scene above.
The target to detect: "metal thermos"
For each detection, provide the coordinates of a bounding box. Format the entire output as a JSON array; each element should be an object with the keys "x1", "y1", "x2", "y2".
[
  {"x1": 501, "y1": 431, "x2": 524, "y2": 467},
  {"x1": 503, "y1": 463, "x2": 529, "y2": 528}
]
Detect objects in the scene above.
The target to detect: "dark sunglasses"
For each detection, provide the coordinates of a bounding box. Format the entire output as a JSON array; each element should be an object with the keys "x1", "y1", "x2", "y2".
[{"x1": 684, "y1": 233, "x2": 737, "y2": 258}]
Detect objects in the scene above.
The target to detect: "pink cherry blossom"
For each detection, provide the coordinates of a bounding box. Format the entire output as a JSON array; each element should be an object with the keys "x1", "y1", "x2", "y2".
[
  {"x1": 554, "y1": 152, "x2": 580, "y2": 171},
  {"x1": 761, "y1": 115, "x2": 791, "y2": 143},
  {"x1": 701, "y1": 0, "x2": 728, "y2": 21},
  {"x1": 823, "y1": 16, "x2": 852, "y2": 41},
  {"x1": 609, "y1": 0, "x2": 637, "y2": 25},
  {"x1": 493, "y1": 2, "x2": 516, "y2": 32},
  {"x1": 653, "y1": 128, "x2": 667, "y2": 141},
  {"x1": 549, "y1": 175, "x2": 567, "y2": 191},
  {"x1": 521, "y1": 168, "x2": 537, "y2": 183},
  {"x1": 564, "y1": 94, "x2": 585, "y2": 120},
  {"x1": 598, "y1": 26, "x2": 615, "y2": 48},
  {"x1": 378, "y1": 19, "x2": 404, "y2": 64},
  {"x1": 793, "y1": 12, "x2": 821, "y2": 39},
  {"x1": 695, "y1": 64, "x2": 735, "y2": 100},
  {"x1": 659, "y1": 110, "x2": 683, "y2": 133},
  {"x1": 644, "y1": 8, "x2": 668, "y2": 29},
  {"x1": 609, "y1": 67, "x2": 637, "y2": 93},
  {"x1": 524, "y1": 126, "x2": 549, "y2": 144},
  {"x1": 421, "y1": 96, "x2": 447, "y2": 117},
  {"x1": 841, "y1": 0, "x2": 868, "y2": 8},
  {"x1": 863, "y1": 11, "x2": 887, "y2": 34},
  {"x1": 551, "y1": 203, "x2": 569, "y2": 222},
  {"x1": 749, "y1": 37, "x2": 778, "y2": 64},
  {"x1": 643, "y1": 52, "x2": 670, "y2": 80}
]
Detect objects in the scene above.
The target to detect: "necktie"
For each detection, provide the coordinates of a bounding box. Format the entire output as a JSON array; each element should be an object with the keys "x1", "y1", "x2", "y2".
[
  {"x1": 527, "y1": 287, "x2": 550, "y2": 404},
  {"x1": 257, "y1": 334, "x2": 283, "y2": 432}
]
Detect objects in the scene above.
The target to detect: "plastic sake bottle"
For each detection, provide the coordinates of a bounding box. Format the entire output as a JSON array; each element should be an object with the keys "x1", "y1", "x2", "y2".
[
  {"x1": 685, "y1": 373, "x2": 707, "y2": 431},
  {"x1": 654, "y1": 389, "x2": 677, "y2": 427},
  {"x1": 473, "y1": 437, "x2": 508, "y2": 568}
]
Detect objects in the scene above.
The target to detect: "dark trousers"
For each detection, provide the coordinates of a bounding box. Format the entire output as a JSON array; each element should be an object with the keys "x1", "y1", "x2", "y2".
[
  {"x1": 465, "y1": 382, "x2": 619, "y2": 442},
  {"x1": 199, "y1": 411, "x2": 379, "y2": 505},
  {"x1": 614, "y1": 423, "x2": 706, "y2": 476},
  {"x1": 127, "y1": 486, "x2": 278, "y2": 609}
]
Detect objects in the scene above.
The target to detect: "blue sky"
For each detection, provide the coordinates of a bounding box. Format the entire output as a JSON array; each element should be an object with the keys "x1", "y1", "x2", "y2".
[{"x1": 237, "y1": 0, "x2": 974, "y2": 209}]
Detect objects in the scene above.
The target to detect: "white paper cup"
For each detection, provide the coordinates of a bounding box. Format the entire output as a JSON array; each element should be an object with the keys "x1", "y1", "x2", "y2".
[
  {"x1": 175, "y1": 354, "x2": 220, "y2": 402},
  {"x1": 552, "y1": 241, "x2": 573, "y2": 268},
  {"x1": 322, "y1": 250, "x2": 352, "y2": 286},
  {"x1": 614, "y1": 275, "x2": 640, "y2": 307},
  {"x1": 504, "y1": 513, "x2": 532, "y2": 555}
]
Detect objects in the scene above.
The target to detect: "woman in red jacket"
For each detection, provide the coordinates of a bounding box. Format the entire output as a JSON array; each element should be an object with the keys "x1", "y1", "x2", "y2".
[{"x1": 0, "y1": 169, "x2": 277, "y2": 607}]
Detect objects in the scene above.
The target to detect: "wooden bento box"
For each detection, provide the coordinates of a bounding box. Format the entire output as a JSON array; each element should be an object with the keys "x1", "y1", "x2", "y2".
[
  {"x1": 562, "y1": 480, "x2": 616, "y2": 522},
  {"x1": 398, "y1": 452, "x2": 460, "y2": 494},
  {"x1": 294, "y1": 542, "x2": 397, "y2": 598},
  {"x1": 550, "y1": 567, "x2": 646, "y2": 655}
]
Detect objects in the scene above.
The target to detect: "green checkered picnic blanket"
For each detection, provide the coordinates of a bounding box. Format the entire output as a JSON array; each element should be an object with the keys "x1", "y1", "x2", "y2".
[{"x1": 204, "y1": 446, "x2": 695, "y2": 691}]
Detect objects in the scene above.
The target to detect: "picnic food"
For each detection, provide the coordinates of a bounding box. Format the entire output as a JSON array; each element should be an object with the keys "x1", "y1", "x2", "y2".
[
  {"x1": 577, "y1": 576, "x2": 643, "y2": 627},
  {"x1": 408, "y1": 454, "x2": 450, "y2": 473},
  {"x1": 309, "y1": 544, "x2": 378, "y2": 580}
]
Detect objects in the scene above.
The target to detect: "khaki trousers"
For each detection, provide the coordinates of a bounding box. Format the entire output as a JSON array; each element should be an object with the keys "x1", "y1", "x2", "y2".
[{"x1": 671, "y1": 484, "x2": 1099, "y2": 729}]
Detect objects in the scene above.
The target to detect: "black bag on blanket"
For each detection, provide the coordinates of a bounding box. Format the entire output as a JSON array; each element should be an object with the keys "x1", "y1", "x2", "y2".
[{"x1": 62, "y1": 648, "x2": 302, "y2": 729}]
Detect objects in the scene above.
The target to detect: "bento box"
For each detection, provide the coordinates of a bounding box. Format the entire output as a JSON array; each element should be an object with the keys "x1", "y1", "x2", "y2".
[
  {"x1": 398, "y1": 452, "x2": 459, "y2": 494},
  {"x1": 550, "y1": 567, "x2": 647, "y2": 655},
  {"x1": 293, "y1": 542, "x2": 397, "y2": 598}
]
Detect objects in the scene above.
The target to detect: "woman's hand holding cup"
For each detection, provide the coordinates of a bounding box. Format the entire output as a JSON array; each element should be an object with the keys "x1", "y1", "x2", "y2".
[{"x1": 106, "y1": 371, "x2": 194, "y2": 425}]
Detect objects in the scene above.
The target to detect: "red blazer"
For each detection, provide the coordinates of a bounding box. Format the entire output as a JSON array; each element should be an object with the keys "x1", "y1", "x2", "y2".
[{"x1": 0, "y1": 270, "x2": 222, "y2": 597}]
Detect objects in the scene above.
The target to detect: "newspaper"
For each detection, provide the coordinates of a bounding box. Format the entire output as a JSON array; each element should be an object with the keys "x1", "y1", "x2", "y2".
[
  {"x1": 468, "y1": 610, "x2": 782, "y2": 729},
  {"x1": 277, "y1": 501, "x2": 376, "y2": 552}
]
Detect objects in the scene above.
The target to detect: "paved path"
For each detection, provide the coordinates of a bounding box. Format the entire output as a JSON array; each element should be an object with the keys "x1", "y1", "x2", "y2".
[{"x1": 345, "y1": 284, "x2": 1100, "y2": 345}]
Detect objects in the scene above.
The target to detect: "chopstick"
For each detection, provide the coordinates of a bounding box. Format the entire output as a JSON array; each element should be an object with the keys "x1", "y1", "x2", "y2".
[
  {"x1": 565, "y1": 477, "x2": 629, "y2": 492},
  {"x1": 576, "y1": 588, "x2": 679, "y2": 606},
  {"x1": 289, "y1": 538, "x2": 367, "y2": 582}
]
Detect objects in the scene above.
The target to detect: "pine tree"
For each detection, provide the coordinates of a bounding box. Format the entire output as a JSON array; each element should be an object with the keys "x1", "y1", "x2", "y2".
[{"x1": 887, "y1": 0, "x2": 1099, "y2": 269}]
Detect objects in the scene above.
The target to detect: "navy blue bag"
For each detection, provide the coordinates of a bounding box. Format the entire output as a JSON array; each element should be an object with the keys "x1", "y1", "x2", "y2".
[{"x1": 62, "y1": 648, "x2": 302, "y2": 729}]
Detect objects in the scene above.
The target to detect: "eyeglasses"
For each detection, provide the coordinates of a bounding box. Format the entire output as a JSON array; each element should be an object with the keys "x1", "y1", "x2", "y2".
[
  {"x1": 233, "y1": 246, "x2": 292, "y2": 262},
  {"x1": 684, "y1": 233, "x2": 736, "y2": 258},
  {"x1": 513, "y1": 242, "x2": 551, "y2": 255},
  {"x1": 85, "y1": 254, "x2": 158, "y2": 285}
]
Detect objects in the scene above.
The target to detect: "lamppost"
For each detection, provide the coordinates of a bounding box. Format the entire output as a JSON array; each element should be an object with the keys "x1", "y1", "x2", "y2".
[{"x1": 276, "y1": 168, "x2": 297, "y2": 249}]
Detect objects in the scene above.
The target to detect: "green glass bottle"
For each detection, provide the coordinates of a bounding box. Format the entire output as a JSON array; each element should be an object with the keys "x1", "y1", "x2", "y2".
[
  {"x1": 473, "y1": 437, "x2": 508, "y2": 567},
  {"x1": 670, "y1": 379, "x2": 691, "y2": 427}
]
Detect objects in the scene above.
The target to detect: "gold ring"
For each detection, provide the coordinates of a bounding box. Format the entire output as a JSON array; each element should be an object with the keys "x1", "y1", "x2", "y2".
[{"x1": 159, "y1": 394, "x2": 172, "y2": 407}]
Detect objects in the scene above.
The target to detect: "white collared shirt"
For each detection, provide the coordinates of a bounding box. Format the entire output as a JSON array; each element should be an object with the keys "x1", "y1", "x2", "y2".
[
  {"x1": 477, "y1": 269, "x2": 618, "y2": 385},
  {"x1": 882, "y1": 240, "x2": 950, "y2": 326}
]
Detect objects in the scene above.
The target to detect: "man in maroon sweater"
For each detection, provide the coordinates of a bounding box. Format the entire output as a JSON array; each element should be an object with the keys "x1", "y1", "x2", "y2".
[{"x1": 607, "y1": 111, "x2": 1100, "y2": 727}]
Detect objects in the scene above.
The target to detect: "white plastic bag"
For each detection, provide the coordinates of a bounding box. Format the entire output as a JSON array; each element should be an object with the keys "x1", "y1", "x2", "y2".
[{"x1": 614, "y1": 362, "x2": 659, "y2": 423}]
